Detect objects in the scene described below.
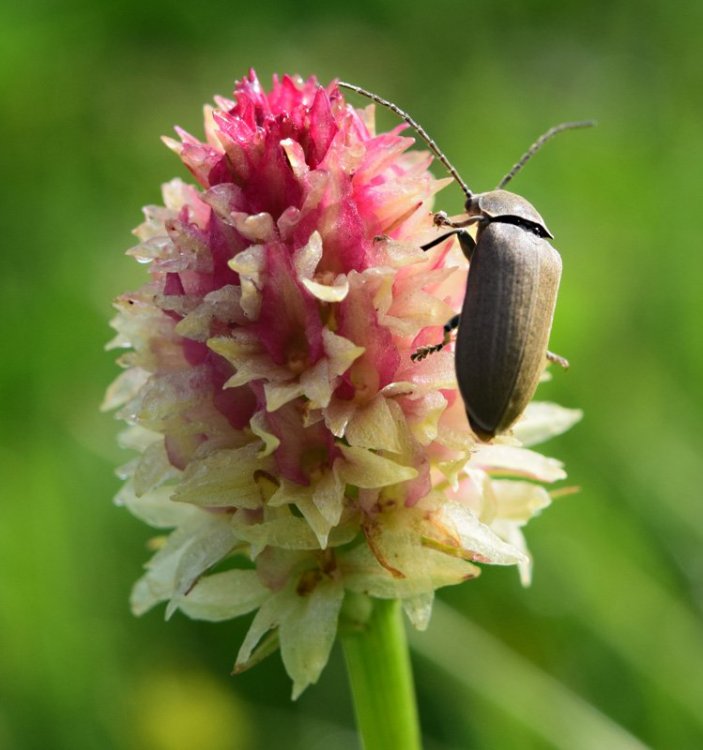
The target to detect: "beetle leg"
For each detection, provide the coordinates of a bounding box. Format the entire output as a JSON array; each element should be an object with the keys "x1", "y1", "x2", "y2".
[
  {"x1": 547, "y1": 351, "x2": 570, "y2": 369},
  {"x1": 457, "y1": 231, "x2": 476, "y2": 261},
  {"x1": 421, "y1": 230, "x2": 462, "y2": 252},
  {"x1": 411, "y1": 314, "x2": 461, "y2": 361},
  {"x1": 420, "y1": 229, "x2": 475, "y2": 260},
  {"x1": 434, "y1": 212, "x2": 486, "y2": 229}
]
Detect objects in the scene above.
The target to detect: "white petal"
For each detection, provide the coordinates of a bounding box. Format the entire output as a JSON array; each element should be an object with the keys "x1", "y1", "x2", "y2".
[
  {"x1": 403, "y1": 592, "x2": 434, "y2": 631},
  {"x1": 264, "y1": 380, "x2": 305, "y2": 412},
  {"x1": 101, "y1": 368, "x2": 150, "y2": 411},
  {"x1": 490, "y1": 521, "x2": 533, "y2": 586},
  {"x1": 490, "y1": 480, "x2": 552, "y2": 523},
  {"x1": 512, "y1": 402, "x2": 583, "y2": 447},
  {"x1": 176, "y1": 569, "x2": 268, "y2": 621},
  {"x1": 249, "y1": 410, "x2": 281, "y2": 457},
  {"x1": 130, "y1": 514, "x2": 214, "y2": 614},
  {"x1": 269, "y1": 480, "x2": 331, "y2": 548},
  {"x1": 236, "y1": 590, "x2": 295, "y2": 669},
  {"x1": 471, "y1": 444, "x2": 566, "y2": 483},
  {"x1": 229, "y1": 212, "x2": 276, "y2": 242},
  {"x1": 281, "y1": 139, "x2": 310, "y2": 180},
  {"x1": 344, "y1": 395, "x2": 403, "y2": 453},
  {"x1": 323, "y1": 329, "x2": 365, "y2": 377},
  {"x1": 231, "y1": 508, "x2": 322, "y2": 552},
  {"x1": 323, "y1": 398, "x2": 356, "y2": 438},
  {"x1": 299, "y1": 358, "x2": 333, "y2": 409},
  {"x1": 279, "y1": 578, "x2": 345, "y2": 699},
  {"x1": 166, "y1": 521, "x2": 237, "y2": 618},
  {"x1": 292, "y1": 230, "x2": 323, "y2": 280},
  {"x1": 116, "y1": 482, "x2": 196, "y2": 528},
  {"x1": 312, "y1": 469, "x2": 345, "y2": 527},
  {"x1": 302, "y1": 276, "x2": 350, "y2": 302},
  {"x1": 337, "y1": 445, "x2": 418, "y2": 488},
  {"x1": 294, "y1": 494, "x2": 332, "y2": 549},
  {"x1": 437, "y1": 502, "x2": 529, "y2": 566},
  {"x1": 132, "y1": 439, "x2": 178, "y2": 496},
  {"x1": 175, "y1": 285, "x2": 246, "y2": 341},
  {"x1": 172, "y1": 443, "x2": 265, "y2": 509},
  {"x1": 228, "y1": 244, "x2": 266, "y2": 319},
  {"x1": 340, "y1": 541, "x2": 479, "y2": 599}
]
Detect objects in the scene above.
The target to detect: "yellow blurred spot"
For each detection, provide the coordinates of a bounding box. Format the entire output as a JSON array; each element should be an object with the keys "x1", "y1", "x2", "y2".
[{"x1": 133, "y1": 669, "x2": 254, "y2": 750}]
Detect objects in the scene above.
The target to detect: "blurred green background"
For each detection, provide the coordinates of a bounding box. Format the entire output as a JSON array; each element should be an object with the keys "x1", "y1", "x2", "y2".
[{"x1": 2, "y1": 0, "x2": 702, "y2": 747}]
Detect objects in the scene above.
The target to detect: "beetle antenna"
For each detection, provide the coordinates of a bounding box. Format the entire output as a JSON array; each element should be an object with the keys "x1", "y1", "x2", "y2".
[
  {"x1": 497, "y1": 120, "x2": 595, "y2": 189},
  {"x1": 338, "y1": 81, "x2": 474, "y2": 200}
]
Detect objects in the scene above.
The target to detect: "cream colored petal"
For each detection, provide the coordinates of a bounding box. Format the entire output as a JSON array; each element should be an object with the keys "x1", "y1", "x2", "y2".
[
  {"x1": 281, "y1": 138, "x2": 310, "y2": 180},
  {"x1": 264, "y1": 380, "x2": 305, "y2": 412},
  {"x1": 406, "y1": 391, "x2": 448, "y2": 445},
  {"x1": 435, "y1": 502, "x2": 529, "y2": 566},
  {"x1": 132, "y1": 439, "x2": 179, "y2": 496},
  {"x1": 377, "y1": 238, "x2": 427, "y2": 268},
  {"x1": 337, "y1": 445, "x2": 418, "y2": 488},
  {"x1": 299, "y1": 359, "x2": 333, "y2": 409},
  {"x1": 323, "y1": 329, "x2": 365, "y2": 377},
  {"x1": 512, "y1": 402, "x2": 583, "y2": 447},
  {"x1": 176, "y1": 569, "x2": 269, "y2": 622},
  {"x1": 228, "y1": 244, "x2": 266, "y2": 319},
  {"x1": 490, "y1": 480, "x2": 552, "y2": 523},
  {"x1": 345, "y1": 395, "x2": 402, "y2": 453},
  {"x1": 162, "y1": 177, "x2": 199, "y2": 212},
  {"x1": 176, "y1": 285, "x2": 246, "y2": 341},
  {"x1": 231, "y1": 508, "x2": 321, "y2": 552},
  {"x1": 130, "y1": 514, "x2": 221, "y2": 615},
  {"x1": 302, "y1": 276, "x2": 350, "y2": 302},
  {"x1": 471, "y1": 444, "x2": 566, "y2": 483},
  {"x1": 323, "y1": 398, "x2": 356, "y2": 438},
  {"x1": 249, "y1": 410, "x2": 281, "y2": 457},
  {"x1": 207, "y1": 332, "x2": 261, "y2": 360},
  {"x1": 268, "y1": 478, "x2": 309, "y2": 508},
  {"x1": 101, "y1": 367, "x2": 150, "y2": 411},
  {"x1": 379, "y1": 381, "x2": 417, "y2": 398},
  {"x1": 436, "y1": 457, "x2": 471, "y2": 491},
  {"x1": 268, "y1": 481, "x2": 332, "y2": 547},
  {"x1": 292, "y1": 230, "x2": 322, "y2": 280},
  {"x1": 116, "y1": 482, "x2": 197, "y2": 529},
  {"x1": 312, "y1": 469, "x2": 345, "y2": 527},
  {"x1": 280, "y1": 578, "x2": 345, "y2": 699},
  {"x1": 166, "y1": 521, "x2": 237, "y2": 618},
  {"x1": 294, "y1": 494, "x2": 332, "y2": 549},
  {"x1": 227, "y1": 357, "x2": 290, "y2": 389},
  {"x1": 340, "y1": 540, "x2": 479, "y2": 599},
  {"x1": 229, "y1": 212, "x2": 276, "y2": 243},
  {"x1": 208, "y1": 336, "x2": 291, "y2": 387},
  {"x1": 236, "y1": 590, "x2": 295, "y2": 670},
  {"x1": 489, "y1": 521, "x2": 532, "y2": 586},
  {"x1": 172, "y1": 442, "x2": 265, "y2": 508},
  {"x1": 116, "y1": 424, "x2": 162, "y2": 453},
  {"x1": 402, "y1": 592, "x2": 434, "y2": 631}
]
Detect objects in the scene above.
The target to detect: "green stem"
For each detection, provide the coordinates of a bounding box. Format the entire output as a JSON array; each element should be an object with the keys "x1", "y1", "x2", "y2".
[{"x1": 341, "y1": 598, "x2": 422, "y2": 750}]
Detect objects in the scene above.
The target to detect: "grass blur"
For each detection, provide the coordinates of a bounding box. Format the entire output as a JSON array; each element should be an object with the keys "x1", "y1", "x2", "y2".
[{"x1": 1, "y1": 0, "x2": 702, "y2": 747}]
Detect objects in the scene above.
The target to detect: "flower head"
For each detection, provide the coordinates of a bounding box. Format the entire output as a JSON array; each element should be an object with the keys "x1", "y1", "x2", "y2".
[{"x1": 104, "y1": 70, "x2": 580, "y2": 698}]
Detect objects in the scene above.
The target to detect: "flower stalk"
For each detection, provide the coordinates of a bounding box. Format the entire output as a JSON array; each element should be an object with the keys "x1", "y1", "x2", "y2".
[{"x1": 342, "y1": 598, "x2": 422, "y2": 750}]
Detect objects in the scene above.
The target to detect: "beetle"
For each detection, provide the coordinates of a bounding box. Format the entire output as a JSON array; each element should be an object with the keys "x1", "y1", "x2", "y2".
[{"x1": 338, "y1": 81, "x2": 593, "y2": 441}]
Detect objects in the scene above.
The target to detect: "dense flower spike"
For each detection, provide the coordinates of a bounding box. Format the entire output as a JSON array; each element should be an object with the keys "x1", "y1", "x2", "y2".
[{"x1": 105, "y1": 71, "x2": 580, "y2": 698}]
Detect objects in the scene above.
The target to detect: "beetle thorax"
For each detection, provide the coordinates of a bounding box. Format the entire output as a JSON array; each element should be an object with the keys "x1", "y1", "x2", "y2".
[{"x1": 465, "y1": 189, "x2": 551, "y2": 237}]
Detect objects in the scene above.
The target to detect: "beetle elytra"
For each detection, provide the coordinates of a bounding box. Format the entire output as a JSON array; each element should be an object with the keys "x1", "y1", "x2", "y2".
[{"x1": 338, "y1": 81, "x2": 593, "y2": 441}]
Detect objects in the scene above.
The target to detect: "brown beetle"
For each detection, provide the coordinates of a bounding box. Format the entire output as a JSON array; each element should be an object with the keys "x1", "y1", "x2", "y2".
[{"x1": 338, "y1": 82, "x2": 592, "y2": 440}]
